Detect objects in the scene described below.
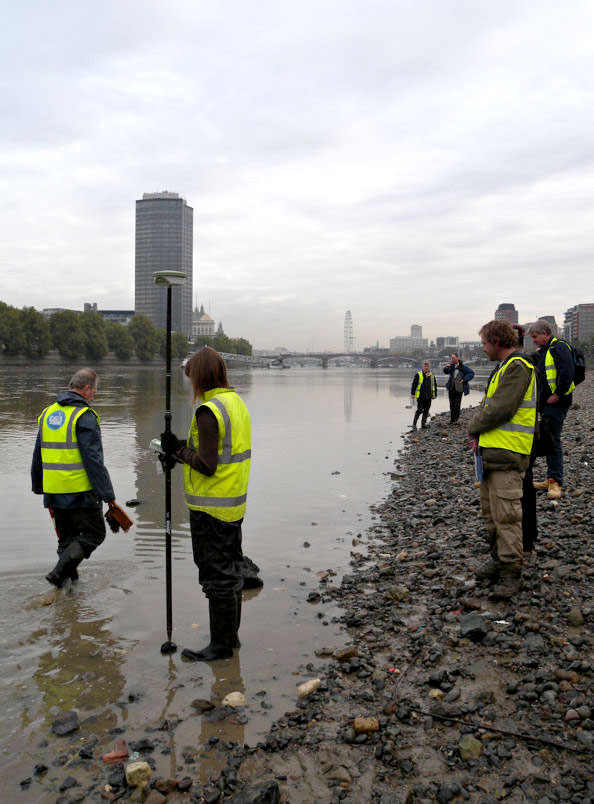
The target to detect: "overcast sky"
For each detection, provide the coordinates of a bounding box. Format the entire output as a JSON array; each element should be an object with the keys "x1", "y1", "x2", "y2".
[{"x1": 1, "y1": 1, "x2": 593, "y2": 351}]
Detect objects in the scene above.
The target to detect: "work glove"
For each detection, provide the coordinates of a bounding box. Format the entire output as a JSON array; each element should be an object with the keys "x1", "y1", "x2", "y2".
[
  {"x1": 158, "y1": 452, "x2": 178, "y2": 472},
  {"x1": 160, "y1": 430, "x2": 183, "y2": 455}
]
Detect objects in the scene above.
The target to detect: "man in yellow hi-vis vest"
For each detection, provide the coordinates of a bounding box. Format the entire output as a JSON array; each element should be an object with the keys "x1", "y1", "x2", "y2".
[
  {"x1": 529, "y1": 319, "x2": 575, "y2": 500},
  {"x1": 410, "y1": 361, "x2": 438, "y2": 429},
  {"x1": 160, "y1": 347, "x2": 252, "y2": 661},
  {"x1": 31, "y1": 368, "x2": 120, "y2": 589},
  {"x1": 469, "y1": 320, "x2": 536, "y2": 600}
]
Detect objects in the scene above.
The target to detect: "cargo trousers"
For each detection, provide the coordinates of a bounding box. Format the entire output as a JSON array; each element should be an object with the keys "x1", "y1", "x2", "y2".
[{"x1": 479, "y1": 469, "x2": 525, "y2": 565}]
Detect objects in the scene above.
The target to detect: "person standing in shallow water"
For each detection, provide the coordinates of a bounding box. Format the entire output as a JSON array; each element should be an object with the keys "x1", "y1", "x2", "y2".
[
  {"x1": 443, "y1": 352, "x2": 474, "y2": 424},
  {"x1": 31, "y1": 368, "x2": 120, "y2": 589},
  {"x1": 160, "y1": 347, "x2": 251, "y2": 661},
  {"x1": 410, "y1": 361, "x2": 437, "y2": 429}
]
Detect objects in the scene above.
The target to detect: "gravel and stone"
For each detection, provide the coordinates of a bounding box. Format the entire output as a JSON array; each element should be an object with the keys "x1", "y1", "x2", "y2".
[{"x1": 19, "y1": 377, "x2": 593, "y2": 802}]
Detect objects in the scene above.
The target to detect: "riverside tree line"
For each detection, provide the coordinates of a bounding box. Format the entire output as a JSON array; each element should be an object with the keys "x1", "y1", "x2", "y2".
[{"x1": 0, "y1": 301, "x2": 252, "y2": 362}]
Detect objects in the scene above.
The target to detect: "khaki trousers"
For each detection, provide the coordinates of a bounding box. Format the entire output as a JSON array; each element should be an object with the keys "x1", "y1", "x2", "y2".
[{"x1": 480, "y1": 469, "x2": 524, "y2": 565}]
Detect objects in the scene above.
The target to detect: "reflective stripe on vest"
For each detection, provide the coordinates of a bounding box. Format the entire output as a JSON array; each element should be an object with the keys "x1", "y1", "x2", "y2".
[
  {"x1": 545, "y1": 338, "x2": 575, "y2": 396},
  {"x1": 38, "y1": 403, "x2": 98, "y2": 493},
  {"x1": 184, "y1": 388, "x2": 251, "y2": 522},
  {"x1": 478, "y1": 355, "x2": 536, "y2": 455},
  {"x1": 414, "y1": 370, "x2": 436, "y2": 399}
]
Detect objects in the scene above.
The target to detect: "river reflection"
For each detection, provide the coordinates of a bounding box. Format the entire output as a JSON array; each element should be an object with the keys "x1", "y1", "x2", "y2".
[{"x1": 0, "y1": 362, "x2": 479, "y2": 788}]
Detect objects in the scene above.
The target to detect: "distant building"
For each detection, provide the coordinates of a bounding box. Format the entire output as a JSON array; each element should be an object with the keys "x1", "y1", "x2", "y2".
[
  {"x1": 564, "y1": 303, "x2": 594, "y2": 343},
  {"x1": 436, "y1": 336, "x2": 459, "y2": 350},
  {"x1": 135, "y1": 191, "x2": 193, "y2": 338},
  {"x1": 100, "y1": 310, "x2": 135, "y2": 326},
  {"x1": 495, "y1": 303, "x2": 518, "y2": 324},
  {"x1": 458, "y1": 341, "x2": 483, "y2": 360},
  {"x1": 389, "y1": 324, "x2": 428, "y2": 353},
  {"x1": 83, "y1": 302, "x2": 134, "y2": 325},
  {"x1": 41, "y1": 307, "x2": 73, "y2": 318},
  {"x1": 192, "y1": 304, "x2": 215, "y2": 339}
]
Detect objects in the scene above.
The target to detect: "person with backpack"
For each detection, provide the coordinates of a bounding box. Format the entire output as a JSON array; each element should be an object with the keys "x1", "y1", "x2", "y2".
[{"x1": 529, "y1": 320, "x2": 576, "y2": 500}]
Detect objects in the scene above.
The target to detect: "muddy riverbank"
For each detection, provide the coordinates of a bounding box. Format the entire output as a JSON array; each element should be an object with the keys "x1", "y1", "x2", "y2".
[
  {"x1": 234, "y1": 377, "x2": 593, "y2": 803},
  {"x1": 17, "y1": 377, "x2": 593, "y2": 803}
]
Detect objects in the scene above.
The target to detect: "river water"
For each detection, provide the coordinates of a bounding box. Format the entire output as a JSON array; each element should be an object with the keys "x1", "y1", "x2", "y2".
[{"x1": 0, "y1": 362, "x2": 479, "y2": 788}]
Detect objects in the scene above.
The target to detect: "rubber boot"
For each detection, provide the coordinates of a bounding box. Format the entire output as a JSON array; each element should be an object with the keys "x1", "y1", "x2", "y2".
[
  {"x1": 233, "y1": 591, "x2": 242, "y2": 649},
  {"x1": 489, "y1": 563, "x2": 522, "y2": 601},
  {"x1": 46, "y1": 541, "x2": 85, "y2": 588},
  {"x1": 412, "y1": 410, "x2": 420, "y2": 430},
  {"x1": 181, "y1": 598, "x2": 235, "y2": 661}
]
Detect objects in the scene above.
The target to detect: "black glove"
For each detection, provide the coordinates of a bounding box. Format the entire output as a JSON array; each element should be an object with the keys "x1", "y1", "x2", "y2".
[
  {"x1": 160, "y1": 431, "x2": 182, "y2": 455},
  {"x1": 158, "y1": 452, "x2": 178, "y2": 472},
  {"x1": 105, "y1": 509, "x2": 120, "y2": 533}
]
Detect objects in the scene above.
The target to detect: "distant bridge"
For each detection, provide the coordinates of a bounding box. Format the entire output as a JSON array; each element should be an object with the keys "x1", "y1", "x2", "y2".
[{"x1": 218, "y1": 352, "x2": 435, "y2": 369}]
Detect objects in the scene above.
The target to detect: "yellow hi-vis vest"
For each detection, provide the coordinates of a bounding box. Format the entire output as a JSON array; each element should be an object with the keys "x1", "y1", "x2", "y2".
[
  {"x1": 38, "y1": 403, "x2": 98, "y2": 493},
  {"x1": 545, "y1": 337, "x2": 575, "y2": 396},
  {"x1": 414, "y1": 370, "x2": 437, "y2": 399},
  {"x1": 478, "y1": 355, "x2": 536, "y2": 455},
  {"x1": 184, "y1": 388, "x2": 251, "y2": 522}
]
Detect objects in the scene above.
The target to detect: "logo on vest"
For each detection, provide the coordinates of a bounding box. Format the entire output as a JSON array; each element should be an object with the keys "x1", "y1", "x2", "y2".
[{"x1": 47, "y1": 410, "x2": 66, "y2": 430}]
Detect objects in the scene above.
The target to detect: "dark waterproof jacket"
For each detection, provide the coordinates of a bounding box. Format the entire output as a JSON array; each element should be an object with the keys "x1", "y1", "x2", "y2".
[
  {"x1": 532, "y1": 338, "x2": 574, "y2": 409},
  {"x1": 411, "y1": 371, "x2": 437, "y2": 402},
  {"x1": 443, "y1": 361, "x2": 475, "y2": 395},
  {"x1": 31, "y1": 390, "x2": 115, "y2": 509}
]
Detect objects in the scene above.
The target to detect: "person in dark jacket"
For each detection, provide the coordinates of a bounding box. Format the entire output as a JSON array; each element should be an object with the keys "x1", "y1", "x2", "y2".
[
  {"x1": 31, "y1": 368, "x2": 119, "y2": 588},
  {"x1": 443, "y1": 353, "x2": 475, "y2": 423},
  {"x1": 529, "y1": 320, "x2": 575, "y2": 500},
  {"x1": 511, "y1": 325, "x2": 538, "y2": 554},
  {"x1": 410, "y1": 362, "x2": 437, "y2": 429}
]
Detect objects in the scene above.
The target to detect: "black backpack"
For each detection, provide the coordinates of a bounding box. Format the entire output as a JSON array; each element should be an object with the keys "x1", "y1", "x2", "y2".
[
  {"x1": 571, "y1": 344, "x2": 586, "y2": 385},
  {"x1": 557, "y1": 338, "x2": 586, "y2": 386}
]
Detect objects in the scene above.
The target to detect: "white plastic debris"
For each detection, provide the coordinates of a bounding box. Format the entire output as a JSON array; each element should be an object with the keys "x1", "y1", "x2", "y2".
[
  {"x1": 297, "y1": 678, "x2": 321, "y2": 698},
  {"x1": 222, "y1": 691, "x2": 246, "y2": 708}
]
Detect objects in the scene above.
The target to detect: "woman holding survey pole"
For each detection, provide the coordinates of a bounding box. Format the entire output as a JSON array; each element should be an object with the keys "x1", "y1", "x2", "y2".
[{"x1": 160, "y1": 347, "x2": 251, "y2": 661}]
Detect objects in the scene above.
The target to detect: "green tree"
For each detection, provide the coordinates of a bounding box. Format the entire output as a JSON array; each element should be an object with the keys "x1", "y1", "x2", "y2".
[
  {"x1": 230, "y1": 337, "x2": 252, "y2": 356},
  {"x1": 128, "y1": 314, "x2": 157, "y2": 361},
  {"x1": 155, "y1": 328, "x2": 166, "y2": 359},
  {"x1": 20, "y1": 306, "x2": 51, "y2": 358},
  {"x1": 50, "y1": 310, "x2": 86, "y2": 361},
  {"x1": 193, "y1": 335, "x2": 213, "y2": 349},
  {"x1": 0, "y1": 301, "x2": 26, "y2": 354},
  {"x1": 156, "y1": 329, "x2": 190, "y2": 361},
  {"x1": 172, "y1": 332, "x2": 190, "y2": 360},
  {"x1": 105, "y1": 321, "x2": 134, "y2": 360},
  {"x1": 81, "y1": 310, "x2": 108, "y2": 361},
  {"x1": 212, "y1": 332, "x2": 232, "y2": 353}
]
